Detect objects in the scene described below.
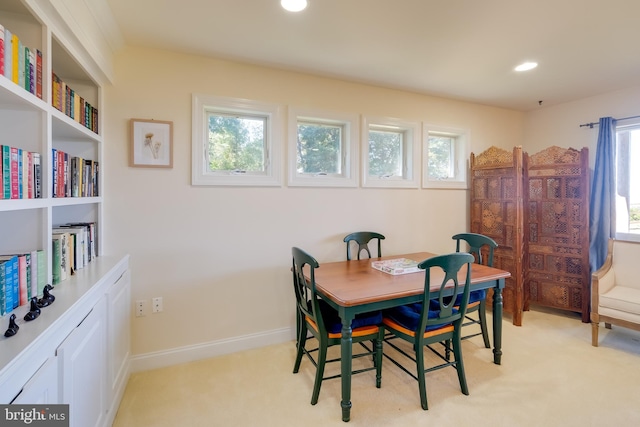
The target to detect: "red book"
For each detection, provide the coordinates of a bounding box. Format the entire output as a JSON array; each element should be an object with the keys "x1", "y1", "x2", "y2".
[
  {"x1": 0, "y1": 24, "x2": 4, "y2": 76},
  {"x1": 27, "y1": 151, "x2": 33, "y2": 198},
  {"x1": 36, "y1": 49, "x2": 42, "y2": 99},
  {"x1": 17, "y1": 254, "x2": 27, "y2": 306},
  {"x1": 10, "y1": 146, "x2": 19, "y2": 199}
]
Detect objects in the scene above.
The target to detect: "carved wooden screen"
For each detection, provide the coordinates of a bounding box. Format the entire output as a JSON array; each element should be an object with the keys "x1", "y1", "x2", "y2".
[
  {"x1": 470, "y1": 146, "x2": 525, "y2": 326},
  {"x1": 524, "y1": 146, "x2": 590, "y2": 322}
]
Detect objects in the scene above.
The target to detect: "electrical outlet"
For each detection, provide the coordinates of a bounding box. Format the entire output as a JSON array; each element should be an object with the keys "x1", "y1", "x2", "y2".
[
  {"x1": 135, "y1": 300, "x2": 147, "y2": 317},
  {"x1": 152, "y1": 297, "x2": 163, "y2": 313}
]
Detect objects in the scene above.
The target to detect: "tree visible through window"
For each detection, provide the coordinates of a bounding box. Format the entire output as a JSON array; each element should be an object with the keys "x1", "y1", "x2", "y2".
[
  {"x1": 428, "y1": 135, "x2": 455, "y2": 180},
  {"x1": 368, "y1": 129, "x2": 402, "y2": 178},
  {"x1": 208, "y1": 113, "x2": 266, "y2": 173},
  {"x1": 296, "y1": 122, "x2": 342, "y2": 174}
]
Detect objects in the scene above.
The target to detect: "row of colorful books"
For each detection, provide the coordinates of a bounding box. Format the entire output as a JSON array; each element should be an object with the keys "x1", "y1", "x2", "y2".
[
  {"x1": 0, "y1": 222, "x2": 97, "y2": 315},
  {"x1": 1, "y1": 145, "x2": 42, "y2": 199},
  {"x1": 52, "y1": 148, "x2": 99, "y2": 198},
  {"x1": 0, "y1": 23, "x2": 43, "y2": 99},
  {"x1": 52, "y1": 223, "x2": 97, "y2": 285},
  {"x1": 52, "y1": 72, "x2": 99, "y2": 134},
  {"x1": 0, "y1": 250, "x2": 46, "y2": 316}
]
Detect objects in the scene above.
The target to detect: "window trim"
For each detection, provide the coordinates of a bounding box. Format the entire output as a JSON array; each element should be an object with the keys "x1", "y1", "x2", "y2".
[
  {"x1": 287, "y1": 106, "x2": 359, "y2": 187},
  {"x1": 422, "y1": 124, "x2": 469, "y2": 189},
  {"x1": 191, "y1": 93, "x2": 283, "y2": 187},
  {"x1": 361, "y1": 116, "x2": 420, "y2": 189},
  {"x1": 615, "y1": 120, "x2": 640, "y2": 242}
]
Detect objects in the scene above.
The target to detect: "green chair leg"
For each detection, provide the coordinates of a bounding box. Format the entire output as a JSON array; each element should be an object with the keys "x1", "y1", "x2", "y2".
[
  {"x1": 478, "y1": 300, "x2": 490, "y2": 348},
  {"x1": 311, "y1": 344, "x2": 327, "y2": 405},
  {"x1": 453, "y1": 335, "x2": 469, "y2": 395}
]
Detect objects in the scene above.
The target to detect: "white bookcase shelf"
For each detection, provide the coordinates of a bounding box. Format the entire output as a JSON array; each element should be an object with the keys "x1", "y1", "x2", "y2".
[
  {"x1": 0, "y1": 2, "x2": 129, "y2": 425},
  {"x1": 0, "y1": 0, "x2": 104, "y2": 290}
]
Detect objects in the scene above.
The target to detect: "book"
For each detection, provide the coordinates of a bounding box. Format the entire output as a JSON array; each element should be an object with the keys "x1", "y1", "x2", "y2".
[
  {"x1": 65, "y1": 222, "x2": 96, "y2": 261},
  {"x1": 0, "y1": 255, "x2": 19, "y2": 310},
  {"x1": 52, "y1": 232, "x2": 71, "y2": 281},
  {"x1": 0, "y1": 256, "x2": 16, "y2": 314},
  {"x1": 35, "y1": 49, "x2": 42, "y2": 99},
  {"x1": 51, "y1": 235, "x2": 62, "y2": 284},
  {"x1": 11, "y1": 33, "x2": 18, "y2": 84},
  {"x1": 1, "y1": 145, "x2": 9, "y2": 199},
  {"x1": 17, "y1": 39, "x2": 24, "y2": 89},
  {"x1": 53, "y1": 226, "x2": 85, "y2": 271},
  {"x1": 0, "y1": 24, "x2": 4, "y2": 77},
  {"x1": 0, "y1": 258, "x2": 5, "y2": 316},
  {"x1": 33, "y1": 152, "x2": 41, "y2": 198},
  {"x1": 17, "y1": 147, "x2": 22, "y2": 198},
  {"x1": 371, "y1": 258, "x2": 421, "y2": 275},
  {"x1": 10, "y1": 146, "x2": 18, "y2": 199},
  {"x1": 30, "y1": 249, "x2": 38, "y2": 299},
  {"x1": 17, "y1": 253, "x2": 28, "y2": 305},
  {"x1": 4, "y1": 27, "x2": 11, "y2": 80},
  {"x1": 36, "y1": 249, "x2": 45, "y2": 297},
  {"x1": 28, "y1": 47, "x2": 35, "y2": 95},
  {"x1": 51, "y1": 148, "x2": 57, "y2": 197}
]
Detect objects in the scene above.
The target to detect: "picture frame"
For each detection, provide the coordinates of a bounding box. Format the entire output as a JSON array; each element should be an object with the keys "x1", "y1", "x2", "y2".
[{"x1": 130, "y1": 119, "x2": 173, "y2": 168}]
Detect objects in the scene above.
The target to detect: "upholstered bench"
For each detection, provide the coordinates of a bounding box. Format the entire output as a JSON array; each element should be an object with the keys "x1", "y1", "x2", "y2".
[{"x1": 591, "y1": 238, "x2": 640, "y2": 346}]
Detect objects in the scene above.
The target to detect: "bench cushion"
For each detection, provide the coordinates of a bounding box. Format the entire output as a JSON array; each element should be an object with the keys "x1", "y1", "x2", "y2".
[{"x1": 600, "y1": 286, "x2": 640, "y2": 315}]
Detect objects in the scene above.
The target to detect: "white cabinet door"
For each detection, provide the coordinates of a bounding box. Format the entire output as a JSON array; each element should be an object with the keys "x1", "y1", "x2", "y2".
[
  {"x1": 57, "y1": 299, "x2": 106, "y2": 427},
  {"x1": 106, "y1": 270, "x2": 131, "y2": 414},
  {"x1": 11, "y1": 357, "x2": 59, "y2": 405}
]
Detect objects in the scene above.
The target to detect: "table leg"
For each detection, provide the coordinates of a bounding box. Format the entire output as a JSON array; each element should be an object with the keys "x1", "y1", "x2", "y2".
[
  {"x1": 492, "y1": 279, "x2": 504, "y2": 365},
  {"x1": 340, "y1": 313, "x2": 354, "y2": 422}
]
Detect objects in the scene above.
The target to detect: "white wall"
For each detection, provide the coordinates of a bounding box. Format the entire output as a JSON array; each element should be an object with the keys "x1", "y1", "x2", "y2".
[
  {"x1": 524, "y1": 85, "x2": 640, "y2": 168},
  {"x1": 103, "y1": 46, "x2": 524, "y2": 369}
]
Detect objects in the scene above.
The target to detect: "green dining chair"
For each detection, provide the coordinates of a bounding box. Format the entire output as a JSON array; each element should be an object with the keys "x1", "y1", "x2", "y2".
[
  {"x1": 343, "y1": 231, "x2": 385, "y2": 260},
  {"x1": 291, "y1": 247, "x2": 385, "y2": 405},
  {"x1": 382, "y1": 252, "x2": 475, "y2": 410},
  {"x1": 452, "y1": 232, "x2": 498, "y2": 348}
]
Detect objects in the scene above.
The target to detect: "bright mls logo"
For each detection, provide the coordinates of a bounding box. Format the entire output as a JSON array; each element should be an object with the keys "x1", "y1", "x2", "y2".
[{"x1": 0, "y1": 405, "x2": 69, "y2": 426}]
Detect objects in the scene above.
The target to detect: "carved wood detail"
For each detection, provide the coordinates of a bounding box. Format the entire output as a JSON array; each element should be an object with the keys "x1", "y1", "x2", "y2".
[
  {"x1": 524, "y1": 146, "x2": 590, "y2": 322},
  {"x1": 469, "y1": 145, "x2": 590, "y2": 325},
  {"x1": 470, "y1": 146, "x2": 525, "y2": 326}
]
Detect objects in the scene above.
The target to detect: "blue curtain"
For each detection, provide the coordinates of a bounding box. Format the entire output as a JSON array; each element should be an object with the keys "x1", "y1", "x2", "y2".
[{"x1": 589, "y1": 117, "x2": 617, "y2": 272}]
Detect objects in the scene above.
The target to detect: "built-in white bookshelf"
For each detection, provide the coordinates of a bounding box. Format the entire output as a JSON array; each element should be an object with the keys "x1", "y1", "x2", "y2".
[
  {"x1": 0, "y1": 4, "x2": 128, "y2": 423},
  {"x1": 0, "y1": 0, "x2": 103, "y2": 308}
]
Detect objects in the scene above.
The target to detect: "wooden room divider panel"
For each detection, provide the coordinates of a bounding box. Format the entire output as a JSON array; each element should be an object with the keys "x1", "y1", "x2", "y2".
[
  {"x1": 523, "y1": 146, "x2": 590, "y2": 322},
  {"x1": 470, "y1": 146, "x2": 525, "y2": 326}
]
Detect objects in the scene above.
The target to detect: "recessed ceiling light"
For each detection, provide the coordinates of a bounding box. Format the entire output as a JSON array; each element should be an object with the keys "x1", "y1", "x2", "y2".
[
  {"x1": 515, "y1": 62, "x2": 538, "y2": 72},
  {"x1": 281, "y1": 0, "x2": 307, "y2": 12}
]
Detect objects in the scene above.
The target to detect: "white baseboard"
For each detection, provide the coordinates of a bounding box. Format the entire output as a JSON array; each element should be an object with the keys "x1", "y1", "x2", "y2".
[{"x1": 129, "y1": 327, "x2": 294, "y2": 373}]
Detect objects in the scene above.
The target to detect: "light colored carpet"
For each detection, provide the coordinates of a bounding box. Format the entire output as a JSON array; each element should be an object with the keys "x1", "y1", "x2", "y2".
[{"x1": 113, "y1": 308, "x2": 640, "y2": 427}]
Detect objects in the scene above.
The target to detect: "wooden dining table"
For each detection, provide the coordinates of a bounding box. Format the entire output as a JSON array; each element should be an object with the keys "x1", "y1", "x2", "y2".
[{"x1": 312, "y1": 252, "x2": 511, "y2": 422}]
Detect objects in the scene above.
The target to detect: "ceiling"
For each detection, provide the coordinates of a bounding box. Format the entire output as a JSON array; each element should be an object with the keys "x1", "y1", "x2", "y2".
[{"x1": 105, "y1": 0, "x2": 640, "y2": 111}]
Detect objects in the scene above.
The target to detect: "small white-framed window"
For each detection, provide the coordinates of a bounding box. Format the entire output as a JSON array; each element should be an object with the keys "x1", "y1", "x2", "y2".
[
  {"x1": 192, "y1": 94, "x2": 283, "y2": 186},
  {"x1": 362, "y1": 116, "x2": 420, "y2": 188},
  {"x1": 287, "y1": 107, "x2": 358, "y2": 187},
  {"x1": 422, "y1": 124, "x2": 469, "y2": 189}
]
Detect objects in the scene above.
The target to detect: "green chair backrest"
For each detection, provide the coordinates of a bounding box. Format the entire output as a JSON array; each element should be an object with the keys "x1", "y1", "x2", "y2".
[
  {"x1": 343, "y1": 231, "x2": 385, "y2": 260},
  {"x1": 452, "y1": 233, "x2": 498, "y2": 267},
  {"x1": 292, "y1": 247, "x2": 326, "y2": 334},
  {"x1": 418, "y1": 252, "x2": 475, "y2": 331}
]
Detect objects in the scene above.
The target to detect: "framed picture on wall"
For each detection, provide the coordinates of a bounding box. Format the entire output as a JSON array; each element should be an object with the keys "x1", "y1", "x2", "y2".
[{"x1": 130, "y1": 119, "x2": 173, "y2": 168}]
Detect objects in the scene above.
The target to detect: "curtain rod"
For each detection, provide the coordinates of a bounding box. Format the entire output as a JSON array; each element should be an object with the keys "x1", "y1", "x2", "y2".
[{"x1": 579, "y1": 115, "x2": 640, "y2": 128}]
